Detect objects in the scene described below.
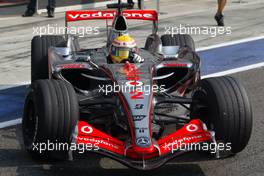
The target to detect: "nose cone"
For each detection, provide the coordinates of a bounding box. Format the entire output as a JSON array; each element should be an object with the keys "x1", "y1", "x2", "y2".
[
  {"x1": 119, "y1": 64, "x2": 154, "y2": 149},
  {"x1": 132, "y1": 144, "x2": 156, "y2": 154},
  {"x1": 106, "y1": 63, "x2": 155, "y2": 155}
]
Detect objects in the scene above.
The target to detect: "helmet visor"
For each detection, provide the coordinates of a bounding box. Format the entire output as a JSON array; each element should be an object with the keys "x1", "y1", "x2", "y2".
[{"x1": 111, "y1": 46, "x2": 132, "y2": 63}]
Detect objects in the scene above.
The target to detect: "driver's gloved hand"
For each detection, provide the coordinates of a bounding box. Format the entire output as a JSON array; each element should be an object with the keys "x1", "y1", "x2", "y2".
[{"x1": 132, "y1": 53, "x2": 144, "y2": 63}]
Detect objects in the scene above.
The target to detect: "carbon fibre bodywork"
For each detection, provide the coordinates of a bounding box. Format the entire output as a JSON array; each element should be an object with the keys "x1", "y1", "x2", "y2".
[{"x1": 42, "y1": 4, "x2": 213, "y2": 170}]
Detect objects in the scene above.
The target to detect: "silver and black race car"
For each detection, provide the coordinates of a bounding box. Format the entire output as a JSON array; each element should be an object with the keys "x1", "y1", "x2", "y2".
[{"x1": 22, "y1": 1, "x2": 252, "y2": 170}]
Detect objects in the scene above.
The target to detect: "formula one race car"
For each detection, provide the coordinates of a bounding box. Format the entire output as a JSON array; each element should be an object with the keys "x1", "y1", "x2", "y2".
[{"x1": 22, "y1": 1, "x2": 252, "y2": 170}]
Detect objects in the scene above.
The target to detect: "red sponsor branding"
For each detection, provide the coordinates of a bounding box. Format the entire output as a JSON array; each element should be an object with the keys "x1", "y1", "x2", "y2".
[
  {"x1": 162, "y1": 63, "x2": 189, "y2": 67},
  {"x1": 59, "y1": 63, "x2": 85, "y2": 69},
  {"x1": 186, "y1": 124, "x2": 199, "y2": 132},
  {"x1": 158, "y1": 119, "x2": 212, "y2": 155},
  {"x1": 66, "y1": 10, "x2": 158, "y2": 22},
  {"x1": 123, "y1": 63, "x2": 144, "y2": 99},
  {"x1": 80, "y1": 126, "x2": 93, "y2": 134},
  {"x1": 75, "y1": 120, "x2": 211, "y2": 158},
  {"x1": 76, "y1": 121, "x2": 125, "y2": 155}
]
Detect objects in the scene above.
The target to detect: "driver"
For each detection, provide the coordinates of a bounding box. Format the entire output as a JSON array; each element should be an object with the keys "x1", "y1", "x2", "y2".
[{"x1": 109, "y1": 35, "x2": 144, "y2": 63}]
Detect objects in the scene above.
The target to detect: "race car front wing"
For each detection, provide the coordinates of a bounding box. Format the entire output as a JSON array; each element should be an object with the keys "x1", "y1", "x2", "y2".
[{"x1": 72, "y1": 119, "x2": 213, "y2": 170}]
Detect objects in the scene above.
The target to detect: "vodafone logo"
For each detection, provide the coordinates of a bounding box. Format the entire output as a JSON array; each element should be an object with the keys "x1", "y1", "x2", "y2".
[
  {"x1": 123, "y1": 12, "x2": 153, "y2": 18},
  {"x1": 66, "y1": 10, "x2": 157, "y2": 22},
  {"x1": 68, "y1": 12, "x2": 153, "y2": 19},
  {"x1": 186, "y1": 124, "x2": 199, "y2": 132},
  {"x1": 81, "y1": 126, "x2": 93, "y2": 134},
  {"x1": 68, "y1": 12, "x2": 116, "y2": 19}
]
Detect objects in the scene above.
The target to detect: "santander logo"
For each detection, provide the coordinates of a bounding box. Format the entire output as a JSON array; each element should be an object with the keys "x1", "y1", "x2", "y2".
[{"x1": 66, "y1": 10, "x2": 157, "y2": 22}]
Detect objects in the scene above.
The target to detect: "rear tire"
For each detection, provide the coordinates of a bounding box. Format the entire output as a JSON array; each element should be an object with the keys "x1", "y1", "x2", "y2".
[
  {"x1": 191, "y1": 76, "x2": 252, "y2": 153},
  {"x1": 22, "y1": 79, "x2": 79, "y2": 159},
  {"x1": 144, "y1": 34, "x2": 162, "y2": 52},
  {"x1": 31, "y1": 35, "x2": 65, "y2": 82},
  {"x1": 161, "y1": 34, "x2": 195, "y2": 51}
]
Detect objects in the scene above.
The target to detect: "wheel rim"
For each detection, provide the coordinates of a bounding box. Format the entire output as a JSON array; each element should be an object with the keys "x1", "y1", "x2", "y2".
[{"x1": 23, "y1": 99, "x2": 38, "y2": 148}]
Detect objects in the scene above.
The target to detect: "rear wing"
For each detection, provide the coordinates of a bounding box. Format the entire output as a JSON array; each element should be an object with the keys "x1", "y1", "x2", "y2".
[{"x1": 65, "y1": 10, "x2": 158, "y2": 39}]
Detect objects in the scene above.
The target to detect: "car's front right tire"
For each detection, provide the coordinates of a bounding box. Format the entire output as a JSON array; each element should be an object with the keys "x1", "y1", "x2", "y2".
[{"x1": 191, "y1": 76, "x2": 252, "y2": 154}]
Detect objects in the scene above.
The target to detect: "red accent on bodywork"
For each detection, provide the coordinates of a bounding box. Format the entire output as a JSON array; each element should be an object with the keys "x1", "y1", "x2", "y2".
[
  {"x1": 131, "y1": 145, "x2": 155, "y2": 154},
  {"x1": 59, "y1": 63, "x2": 85, "y2": 69},
  {"x1": 122, "y1": 63, "x2": 144, "y2": 100},
  {"x1": 76, "y1": 121, "x2": 125, "y2": 155},
  {"x1": 162, "y1": 63, "x2": 189, "y2": 67},
  {"x1": 75, "y1": 119, "x2": 211, "y2": 159},
  {"x1": 177, "y1": 77, "x2": 194, "y2": 96},
  {"x1": 123, "y1": 63, "x2": 142, "y2": 81},
  {"x1": 158, "y1": 119, "x2": 212, "y2": 155},
  {"x1": 66, "y1": 10, "x2": 158, "y2": 22},
  {"x1": 130, "y1": 91, "x2": 144, "y2": 99}
]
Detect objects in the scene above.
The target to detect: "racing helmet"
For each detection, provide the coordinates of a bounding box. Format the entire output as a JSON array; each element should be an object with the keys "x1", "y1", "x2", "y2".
[{"x1": 110, "y1": 35, "x2": 137, "y2": 63}]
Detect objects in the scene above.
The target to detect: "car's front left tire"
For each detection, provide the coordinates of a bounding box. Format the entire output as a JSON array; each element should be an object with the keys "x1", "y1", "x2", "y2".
[{"x1": 22, "y1": 79, "x2": 79, "y2": 159}]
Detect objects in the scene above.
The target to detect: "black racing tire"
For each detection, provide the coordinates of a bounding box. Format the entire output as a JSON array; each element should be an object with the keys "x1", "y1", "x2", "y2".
[
  {"x1": 144, "y1": 36, "x2": 154, "y2": 50},
  {"x1": 161, "y1": 34, "x2": 195, "y2": 51},
  {"x1": 191, "y1": 76, "x2": 252, "y2": 154},
  {"x1": 22, "y1": 79, "x2": 79, "y2": 159},
  {"x1": 31, "y1": 35, "x2": 65, "y2": 82}
]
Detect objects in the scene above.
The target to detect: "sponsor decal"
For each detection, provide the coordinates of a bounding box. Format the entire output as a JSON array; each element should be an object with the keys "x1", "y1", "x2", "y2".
[
  {"x1": 134, "y1": 104, "x2": 144, "y2": 110},
  {"x1": 130, "y1": 90, "x2": 144, "y2": 100},
  {"x1": 66, "y1": 10, "x2": 157, "y2": 22},
  {"x1": 59, "y1": 63, "x2": 85, "y2": 69},
  {"x1": 77, "y1": 136, "x2": 119, "y2": 150},
  {"x1": 162, "y1": 63, "x2": 189, "y2": 67},
  {"x1": 125, "y1": 80, "x2": 143, "y2": 87},
  {"x1": 81, "y1": 126, "x2": 93, "y2": 134},
  {"x1": 123, "y1": 63, "x2": 144, "y2": 99},
  {"x1": 186, "y1": 124, "x2": 199, "y2": 132},
  {"x1": 124, "y1": 66, "x2": 141, "y2": 81},
  {"x1": 161, "y1": 135, "x2": 203, "y2": 151},
  {"x1": 132, "y1": 115, "x2": 146, "y2": 121},
  {"x1": 135, "y1": 127, "x2": 148, "y2": 133},
  {"x1": 136, "y1": 137, "x2": 150, "y2": 145}
]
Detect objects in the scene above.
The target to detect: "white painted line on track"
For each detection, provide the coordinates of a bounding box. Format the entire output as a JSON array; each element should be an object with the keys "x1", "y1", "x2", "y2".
[
  {"x1": 18, "y1": 81, "x2": 31, "y2": 85},
  {"x1": 201, "y1": 62, "x2": 264, "y2": 79},
  {"x1": 197, "y1": 35, "x2": 264, "y2": 52},
  {"x1": 0, "y1": 17, "x2": 20, "y2": 21},
  {"x1": 0, "y1": 118, "x2": 22, "y2": 129}
]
